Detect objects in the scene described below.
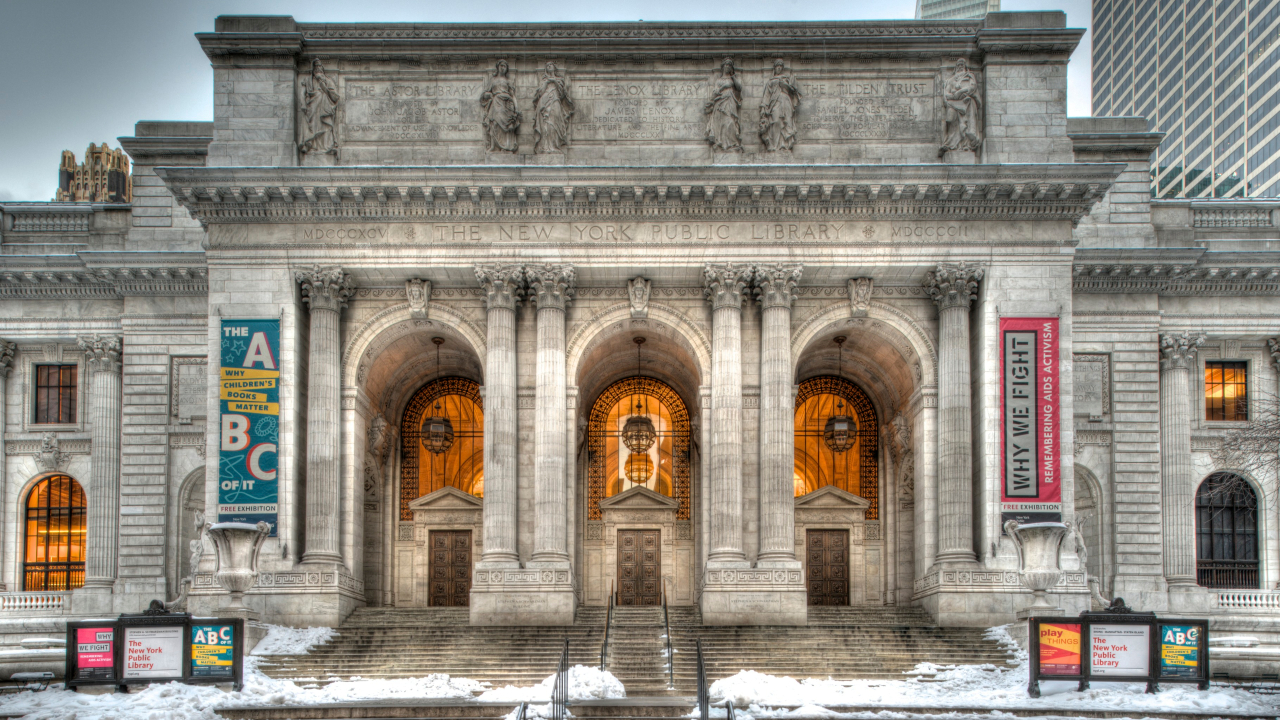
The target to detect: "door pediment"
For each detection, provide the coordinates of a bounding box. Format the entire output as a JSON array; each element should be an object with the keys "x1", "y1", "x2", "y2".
[
  {"x1": 409, "y1": 485, "x2": 482, "y2": 511},
  {"x1": 794, "y1": 485, "x2": 870, "y2": 512},
  {"x1": 599, "y1": 485, "x2": 679, "y2": 510}
]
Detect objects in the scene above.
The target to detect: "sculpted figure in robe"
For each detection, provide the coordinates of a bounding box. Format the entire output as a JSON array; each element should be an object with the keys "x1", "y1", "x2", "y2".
[
  {"x1": 533, "y1": 62, "x2": 574, "y2": 153},
  {"x1": 480, "y1": 60, "x2": 522, "y2": 153},
  {"x1": 939, "y1": 58, "x2": 983, "y2": 157},
  {"x1": 704, "y1": 58, "x2": 743, "y2": 152},
  {"x1": 758, "y1": 59, "x2": 801, "y2": 152},
  {"x1": 298, "y1": 58, "x2": 340, "y2": 157}
]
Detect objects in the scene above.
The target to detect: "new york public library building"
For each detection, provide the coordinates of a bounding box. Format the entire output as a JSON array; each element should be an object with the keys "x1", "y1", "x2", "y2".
[{"x1": 0, "y1": 11, "x2": 1278, "y2": 653}]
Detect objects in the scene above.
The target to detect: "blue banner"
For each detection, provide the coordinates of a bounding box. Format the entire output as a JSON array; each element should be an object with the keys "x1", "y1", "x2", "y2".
[{"x1": 218, "y1": 319, "x2": 280, "y2": 535}]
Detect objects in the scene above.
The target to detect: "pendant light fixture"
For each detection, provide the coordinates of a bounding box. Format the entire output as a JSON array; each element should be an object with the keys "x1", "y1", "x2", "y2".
[
  {"x1": 421, "y1": 337, "x2": 455, "y2": 455},
  {"x1": 621, "y1": 337, "x2": 657, "y2": 483},
  {"x1": 823, "y1": 336, "x2": 856, "y2": 453}
]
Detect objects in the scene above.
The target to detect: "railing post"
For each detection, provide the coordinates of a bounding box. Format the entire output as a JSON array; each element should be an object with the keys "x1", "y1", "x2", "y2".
[{"x1": 697, "y1": 639, "x2": 708, "y2": 720}]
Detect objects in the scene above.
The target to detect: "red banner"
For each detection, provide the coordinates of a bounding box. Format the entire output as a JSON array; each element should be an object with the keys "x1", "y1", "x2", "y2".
[{"x1": 1000, "y1": 317, "x2": 1062, "y2": 523}]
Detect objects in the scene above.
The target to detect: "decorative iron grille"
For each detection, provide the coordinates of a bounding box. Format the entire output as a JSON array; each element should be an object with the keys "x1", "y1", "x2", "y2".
[{"x1": 588, "y1": 376, "x2": 691, "y2": 521}]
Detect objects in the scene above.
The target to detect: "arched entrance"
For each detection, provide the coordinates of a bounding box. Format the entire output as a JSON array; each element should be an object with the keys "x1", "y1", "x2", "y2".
[
  {"x1": 23, "y1": 474, "x2": 86, "y2": 591},
  {"x1": 1195, "y1": 472, "x2": 1259, "y2": 589},
  {"x1": 793, "y1": 376, "x2": 879, "y2": 514},
  {"x1": 399, "y1": 377, "x2": 485, "y2": 519}
]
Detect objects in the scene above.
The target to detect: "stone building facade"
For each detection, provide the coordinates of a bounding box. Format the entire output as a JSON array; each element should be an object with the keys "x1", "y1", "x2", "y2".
[{"x1": 0, "y1": 13, "x2": 1276, "y2": 654}]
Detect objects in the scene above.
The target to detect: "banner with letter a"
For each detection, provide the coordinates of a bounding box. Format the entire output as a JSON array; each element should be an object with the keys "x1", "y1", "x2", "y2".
[
  {"x1": 219, "y1": 319, "x2": 280, "y2": 535},
  {"x1": 1000, "y1": 317, "x2": 1062, "y2": 525}
]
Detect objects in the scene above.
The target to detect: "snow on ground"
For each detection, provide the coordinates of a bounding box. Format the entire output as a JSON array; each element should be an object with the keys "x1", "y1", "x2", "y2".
[
  {"x1": 478, "y1": 664, "x2": 626, "y2": 703},
  {"x1": 249, "y1": 624, "x2": 336, "y2": 656}
]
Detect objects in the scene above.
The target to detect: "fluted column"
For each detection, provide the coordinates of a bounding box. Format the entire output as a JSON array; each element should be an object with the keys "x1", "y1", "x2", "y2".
[
  {"x1": 528, "y1": 264, "x2": 575, "y2": 565},
  {"x1": 1160, "y1": 331, "x2": 1204, "y2": 587},
  {"x1": 923, "y1": 263, "x2": 983, "y2": 565},
  {"x1": 296, "y1": 266, "x2": 354, "y2": 564},
  {"x1": 78, "y1": 335, "x2": 122, "y2": 588},
  {"x1": 476, "y1": 265, "x2": 524, "y2": 566},
  {"x1": 0, "y1": 341, "x2": 12, "y2": 591},
  {"x1": 704, "y1": 264, "x2": 753, "y2": 564},
  {"x1": 755, "y1": 264, "x2": 802, "y2": 564}
]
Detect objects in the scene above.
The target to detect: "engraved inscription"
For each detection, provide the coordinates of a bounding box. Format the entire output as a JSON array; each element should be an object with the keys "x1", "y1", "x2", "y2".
[
  {"x1": 799, "y1": 78, "x2": 934, "y2": 140},
  {"x1": 344, "y1": 80, "x2": 484, "y2": 142}
]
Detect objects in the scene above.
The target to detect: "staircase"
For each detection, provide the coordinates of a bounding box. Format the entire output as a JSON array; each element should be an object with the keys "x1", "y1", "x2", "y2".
[{"x1": 255, "y1": 604, "x2": 1014, "y2": 692}]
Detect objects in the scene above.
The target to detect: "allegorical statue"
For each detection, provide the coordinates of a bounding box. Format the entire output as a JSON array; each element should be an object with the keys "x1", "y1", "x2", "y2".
[
  {"x1": 758, "y1": 59, "x2": 801, "y2": 152},
  {"x1": 704, "y1": 58, "x2": 743, "y2": 152},
  {"x1": 939, "y1": 58, "x2": 983, "y2": 157},
  {"x1": 298, "y1": 58, "x2": 340, "y2": 158},
  {"x1": 480, "y1": 60, "x2": 522, "y2": 153},
  {"x1": 533, "y1": 62, "x2": 574, "y2": 153}
]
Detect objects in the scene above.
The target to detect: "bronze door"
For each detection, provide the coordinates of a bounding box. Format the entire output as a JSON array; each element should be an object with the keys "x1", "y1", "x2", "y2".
[
  {"x1": 617, "y1": 529, "x2": 661, "y2": 606},
  {"x1": 428, "y1": 530, "x2": 472, "y2": 607},
  {"x1": 806, "y1": 529, "x2": 849, "y2": 606}
]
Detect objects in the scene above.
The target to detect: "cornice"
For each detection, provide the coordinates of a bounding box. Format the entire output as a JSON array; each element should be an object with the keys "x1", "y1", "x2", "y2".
[
  {"x1": 155, "y1": 163, "x2": 1121, "y2": 227},
  {"x1": 117, "y1": 135, "x2": 212, "y2": 164},
  {"x1": 1073, "y1": 249, "x2": 1280, "y2": 295},
  {"x1": 0, "y1": 251, "x2": 208, "y2": 299}
]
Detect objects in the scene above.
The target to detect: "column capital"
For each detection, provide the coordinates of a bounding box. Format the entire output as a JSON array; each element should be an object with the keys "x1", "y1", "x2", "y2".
[
  {"x1": 78, "y1": 335, "x2": 122, "y2": 374},
  {"x1": 1268, "y1": 337, "x2": 1280, "y2": 369},
  {"x1": 704, "y1": 263, "x2": 753, "y2": 310},
  {"x1": 475, "y1": 264, "x2": 526, "y2": 311},
  {"x1": 296, "y1": 265, "x2": 355, "y2": 312},
  {"x1": 526, "y1": 264, "x2": 576, "y2": 311},
  {"x1": 754, "y1": 264, "x2": 803, "y2": 310},
  {"x1": 1160, "y1": 331, "x2": 1206, "y2": 371},
  {"x1": 924, "y1": 263, "x2": 983, "y2": 310},
  {"x1": 0, "y1": 340, "x2": 15, "y2": 378}
]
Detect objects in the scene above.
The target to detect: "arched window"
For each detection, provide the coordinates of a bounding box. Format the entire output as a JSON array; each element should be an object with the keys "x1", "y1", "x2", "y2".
[
  {"x1": 24, "y1": 474, "x2": 86, "y2": 591},
  {"x1": 794, "y1": 376, "x2": 879, "y2": 519},
  {"x1": 1195, "y1": 472, "x2": 1259, "y2": 589},
  {"x1": 399, "y1": 378, "x2": 483, "y2": 520},
  {"x1": 587, "y1": 376, "x2": 690, "y2": 521}
]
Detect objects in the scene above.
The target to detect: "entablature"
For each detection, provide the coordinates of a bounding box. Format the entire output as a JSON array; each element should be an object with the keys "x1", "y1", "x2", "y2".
[
  {"x1": 0, "y1": 251, "x2": 208, "y2": 299},
  {"x1": 1073, "y1": 248, "x2": 1280, "y2": 295}
]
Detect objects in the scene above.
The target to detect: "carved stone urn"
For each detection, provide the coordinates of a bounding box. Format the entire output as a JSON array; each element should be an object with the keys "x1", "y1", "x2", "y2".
[
  {"x1": 1005, "y1": 520, "x2": 1069, "y2": 613},
  {"x1": 207, "y1": 521, "x2": 270, "y2": 611}
]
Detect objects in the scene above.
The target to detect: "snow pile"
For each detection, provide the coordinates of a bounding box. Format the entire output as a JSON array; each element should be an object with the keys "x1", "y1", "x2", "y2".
[
  {"x1": 479, "y1": 665, "x2": 626, "y2": 703},
  {"x1": 250, "y1": 625, "x2": 336, "y2": 656},
  {"x1": 709, "y1": 626, "x2": 1279, "y2": 716}
]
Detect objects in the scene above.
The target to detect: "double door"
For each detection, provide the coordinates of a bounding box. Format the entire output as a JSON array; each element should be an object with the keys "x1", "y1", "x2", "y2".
[
  {"x1": 806, "y1": 529, "x2": 850, "y2": 606},
  {"x1": 428, "y1": 530, "x2": 472, "y2": 607},
  {"x1": 617, "y1": 529, "x2": 661, "y2": 605}
]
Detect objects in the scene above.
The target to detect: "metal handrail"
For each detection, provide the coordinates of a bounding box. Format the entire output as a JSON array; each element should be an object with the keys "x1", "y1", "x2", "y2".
[
  {"x1": 600, "y1": 580, "x2": 615, "y2": 670},
  {"x1": 726, "y1": 700, "x2": 736, "y2": 720},
  {"x1": 516, "y1": 702, "x2": 528, "y2": 720},
  {"x1": 662, "y1": 578, "x2": 674, "y2": 690},
  {"x1": 552, "y1": 639, "x2": 569, "y2": 720},
  {"x1": 696, "y1": 639, "x2": 708, "y2": 720}
]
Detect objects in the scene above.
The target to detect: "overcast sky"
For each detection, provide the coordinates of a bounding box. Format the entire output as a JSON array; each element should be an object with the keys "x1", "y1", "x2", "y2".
[{"x1": 0, "y1": 0, "x2": 1091, "y2": 202}]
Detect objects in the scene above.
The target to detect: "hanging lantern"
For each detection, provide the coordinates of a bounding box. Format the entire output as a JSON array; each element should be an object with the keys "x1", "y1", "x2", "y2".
[
  {"x1": 625, "y1": 453, "x2": 654, "y2": 483},
  {"x1": 622, "y1": 402, "x2": 657, "y2": 454},
  {"x1": 823, "y1": 400, "x2": 856, "y2": 453},
  {"x1": 421, "y1": 400, "x2": 454, "y2": 455}
]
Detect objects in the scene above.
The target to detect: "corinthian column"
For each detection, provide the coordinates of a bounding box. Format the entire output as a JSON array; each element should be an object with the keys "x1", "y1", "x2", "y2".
[
  {"x1": 704, "y1": 264, "x2": 753, "y2": 564},
  {"x1": 0, "y1": 341, "x2": 12, "y2": 591},
  {"x1": 78, "y1": 335, "x2": 122, "y2": 588},
  {"x1": 296, "y1": 265, "x2": 354, "y2": 564},
  {"x1": 754, "y1": 264, "x2": 802, "y2": 564},
  {"x1": 476, "y1": 265, "x2": 524, "y2": 566},
  {"x1": 527, "y1": 264, "x2": 575, "y2": 565},
  {"x1": 1160, "y1": 331, "x2": 1204, "y2": 588},
  {"x1": 923, "y1": 263, "x2": 982, "y2": 565}
]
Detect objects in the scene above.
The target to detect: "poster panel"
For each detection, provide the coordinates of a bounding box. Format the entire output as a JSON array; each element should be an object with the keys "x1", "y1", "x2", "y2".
[
  {"x1": 1038, "y1": 622, "x2": 1081, "y2": 675},
  {"x1": 1160, "y1": 624, "x2": 1200, "y2": 678},
  {"x1": 1090, "y1": 624, "x2": 1151, "y2": 677},
  {"x1": 191, "y1": 624, "x2": 235, "y2": 678},
  {"x1": 219, "y1": 319, "x2": 280, "y2": 535},
  {"x1": 75, "y1": 627, "x2": 114, "y2": 681},
  {"x1": 123, "y1": 626, "x2": 184, "y2": 680},
  {"x1": 1000, "y1": 317, "x2": 1062, "y2": 524}
]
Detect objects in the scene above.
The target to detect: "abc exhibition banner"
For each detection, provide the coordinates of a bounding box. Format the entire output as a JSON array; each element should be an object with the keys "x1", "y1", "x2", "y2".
[
  {"x1": 219, "y1": 319, "x2": 280, "y2": 534},
  {"x1": 1000, "y1": 317, "x2": 1062, "y2": 524}
]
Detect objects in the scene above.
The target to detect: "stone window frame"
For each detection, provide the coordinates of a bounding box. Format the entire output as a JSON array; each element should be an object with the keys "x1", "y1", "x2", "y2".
[
  {"x1": 19, "y1": 345, "x2": 86, "y2": 434},
  {"x1": 1071, "y1": 353, "x2": 1111, "y2": 421}
]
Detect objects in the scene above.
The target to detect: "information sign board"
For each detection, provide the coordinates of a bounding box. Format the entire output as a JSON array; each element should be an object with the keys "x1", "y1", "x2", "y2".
[
  {"x1": 123, "y1": 626, "x2": 184, "y2": 680},
  {"x1": 1090, "y1": 624, "x2": 1150, "y2": 677},
  {"x1": 1000, "y1": 317, "x2": 1062, "y2": 525},
  {"x1": 218, "y1": 318, "x2": 280, "y2": 535},
  {"x1": 74, "y1": 627, "x2": 114, "y2": 681},
  {"x1": 1160, "y1": 624, "x2": 1201, "y2": 678},
  {"x1": 191, "y1": 624, "x2": 235, "y2": 678},
  {"x1": 1037, "y1": 623, "x2": 1081, "y2": 675}
]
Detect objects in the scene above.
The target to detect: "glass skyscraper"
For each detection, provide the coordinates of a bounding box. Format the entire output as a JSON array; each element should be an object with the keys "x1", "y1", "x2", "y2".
[
  {"x1": 1093, "y1": 0, "x2": 1280, "y2": 197},
  {"x1": 914, "y1": 0, "x2": 999, "y2": 20}
]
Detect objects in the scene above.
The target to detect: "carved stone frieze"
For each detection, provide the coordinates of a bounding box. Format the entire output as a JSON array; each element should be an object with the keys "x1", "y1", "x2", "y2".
[
  {"x1": 705, "y1": 58, "x2": 743, "y2": 152},
  {"x1": 759, "y1": 59, "x2": 800, "y2": 152},
  {"x1": 480, "y1": 60, "x2": 522, "y2": 153},
  {"x1": 848, "y1": 277, "x2": 873, "y2": 316},
  {"x1": 532, "y1": 62, "x2": 573, "y2": 153},
  {"x1": 0, "y1": 265, "x2": 208, "y2": 299},
  {"x1": 1074, "y1": 263, "x2": 1280, "y2": 295},
  {"x1": 34, "y1": 434, "x2": 66, "y2": 472},
  {"x1": 939, "y1": 58, "x2": 982, "y2": 157},
  {"x1": 296, "y1": 265, "x2": 355, "y2": 312},
  {"x1": 406, "y1": 278, "x2": 431, "y2": 320},
  {"x1": 298, "y1": 58, "x2": 340, "y2": 160},
  {"x1": 628, "y1": 277, "x2": 651, "y2": 318}
]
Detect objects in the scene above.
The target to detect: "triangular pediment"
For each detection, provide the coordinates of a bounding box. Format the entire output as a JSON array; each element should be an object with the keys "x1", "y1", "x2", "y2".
[
  {"x1": 599, "y1": 485, "x2": 679, "y2": 510},
  {"x1": 408, "y1": 485, "x2": 483, "y2": 510},
  {"x1": 794, "y1": 485, "x2": 870, "y2": 509}
]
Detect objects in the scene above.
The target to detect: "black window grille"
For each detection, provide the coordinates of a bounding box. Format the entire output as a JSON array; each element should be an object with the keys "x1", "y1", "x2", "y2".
[
  {"x1": 23, "y1": 474, "x2": 86, "y2": 591},
  {"x1": 1205, "y1": 360, "x2": 1248, "y2": 421},
  {"x1": 33, "y1": 365, "x2": 77, "y2": 424},
  {"x1": 1195, "y1": 472, "x2": 1258, "y2": 589}
]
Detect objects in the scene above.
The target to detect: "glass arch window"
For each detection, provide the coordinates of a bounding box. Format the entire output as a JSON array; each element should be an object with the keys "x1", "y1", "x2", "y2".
[
  {"x1": 587, "y1": 377, "x2": 690, "y2": 521},
  {"x1": 400, "y1": 377, "x2": 483, "y2": 520},
  {"x1": 1195, "y1": 471, "x2": 1259, "y2": 588},
  {"x1": 24, "y1": 474, "x2": 86, "y2": 591},
  {"x1": 793, "y1": 376, "x2": 879, "y2": 519}
]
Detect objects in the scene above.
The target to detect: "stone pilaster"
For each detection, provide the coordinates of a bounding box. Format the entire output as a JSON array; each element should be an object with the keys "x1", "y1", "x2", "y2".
[
  {"x1": 703, "y1": 263, "x2": 752, "y2": 564},
  {"x1": 78, "y1": 335, "x2": 123, "y2": 589},
  {"x1": 923, "y1": 263, "x2": 982, "y2": 566},
  {"x1": 0, "y1": 341, "x2": 14, "y2": 592},
  {"x1": 1159, "y1": 331, "x2": 1204, "y2": 589},
  {"x1": 296, "y1": 265, "x2": 354, "y2": 564},
  {"x1": 527, "y1": 264, "x2": 575, "y2": 564},
  {"x1": 754, "y1": 264, "x2": 802, "y2": 564},
  {"x1": 474, "y1": 264, "x2": 524, "y2": 567}
]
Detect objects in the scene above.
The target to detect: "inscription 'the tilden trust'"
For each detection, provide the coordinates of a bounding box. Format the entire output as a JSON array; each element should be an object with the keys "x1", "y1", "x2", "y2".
[{"x1": 291, "y1": 222, "x2": 982, "y2": 243}]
